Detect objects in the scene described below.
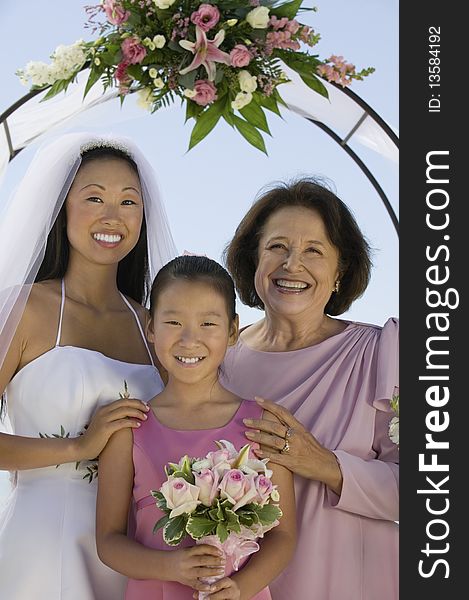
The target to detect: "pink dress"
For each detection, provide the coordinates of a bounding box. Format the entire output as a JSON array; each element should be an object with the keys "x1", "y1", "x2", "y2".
[
  {"x1": 127, "y1": 399, "x2": 272, "y2": 600},
  {"x1": 221, "y1": 318, "x2": 399, "y2": 600}
]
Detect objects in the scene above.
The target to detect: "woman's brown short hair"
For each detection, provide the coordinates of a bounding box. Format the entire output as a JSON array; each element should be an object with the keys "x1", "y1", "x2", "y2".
[{"x1": 223, "y1": 177, "x2": 372, "y2": 316}]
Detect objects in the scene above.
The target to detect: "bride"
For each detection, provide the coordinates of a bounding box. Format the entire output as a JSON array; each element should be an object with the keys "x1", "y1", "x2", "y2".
[{"x1": 0, "y1": 132, "x2": 176, "y2": 599}]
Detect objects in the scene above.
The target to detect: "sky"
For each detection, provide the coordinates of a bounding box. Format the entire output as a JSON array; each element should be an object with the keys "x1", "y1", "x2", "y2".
[{"x1": 0, "y1": 1, "x2": 398, "y2": 500}]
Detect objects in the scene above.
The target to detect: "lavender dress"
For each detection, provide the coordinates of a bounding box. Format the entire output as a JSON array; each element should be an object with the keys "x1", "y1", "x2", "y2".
[
  {"x1": 221, "y1": 318, "x2": 399, "y2": 600},
  {"x1": 127, "y1": 399, "x2": 272, "y2": 600}
]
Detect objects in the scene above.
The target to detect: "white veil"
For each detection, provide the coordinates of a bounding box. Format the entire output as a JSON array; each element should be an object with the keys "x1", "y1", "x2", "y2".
[{"x1": 0, "y1": 131, "x2": 178, "y2": 373}]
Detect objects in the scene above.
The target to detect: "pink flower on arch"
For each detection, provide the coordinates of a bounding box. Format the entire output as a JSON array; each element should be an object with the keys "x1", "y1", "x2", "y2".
[
  {"x1": 191, "y1": 4, "x2": 220, "y2": 32},
  {"x1": 121, "y1": 37, "x2": 147, "y2": 65},
  {"x1": 103, "y1": 0, "x2": 130, "y2": 26},
  {"x1": 179, "y1": 26, "x2": 231, "y2": 81},
  {"x1": 230, "y1": 44, "x2": 251, "y2": 68},
  {"x1": 193, "y1": 80, "x2": 218, "y2": 106}
]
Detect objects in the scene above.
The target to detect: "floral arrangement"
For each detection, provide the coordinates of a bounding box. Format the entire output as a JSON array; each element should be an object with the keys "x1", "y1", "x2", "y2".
[
  {"x1": 152, "y1": 439, "x2": 281, "y2": 546},
  {"x1": 17, "y1": 0, "x2": 374, "y2": 153},
  {"x1": 389, "y1": 389, "x2": 399, "y2": 448}
]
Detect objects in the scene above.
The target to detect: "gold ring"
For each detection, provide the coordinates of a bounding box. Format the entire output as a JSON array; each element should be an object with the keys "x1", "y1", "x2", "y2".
[
  {"x1": 280, "y1": 439, "x2": 290, "y2": 454},
  {"x1": 285, "y1": 427, "x2": 294, "y2": 440}
]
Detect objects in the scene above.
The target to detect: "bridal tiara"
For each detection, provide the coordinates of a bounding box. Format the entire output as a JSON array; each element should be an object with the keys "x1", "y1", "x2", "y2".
[{"x1": 80, "y1": 138, "x2": 133, "y2": 158}]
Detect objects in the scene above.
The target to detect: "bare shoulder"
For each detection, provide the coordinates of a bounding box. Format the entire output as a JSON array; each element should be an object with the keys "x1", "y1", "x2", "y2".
[
  {"x1": 16, "y1": 280, "x2": 62, "y2": 363},
  {"x1": 17, "y1": 280, "x2": 60, "y2": 328},
  {"x1": 124, "y1": 296, "x2": 150, "y2": 324}
]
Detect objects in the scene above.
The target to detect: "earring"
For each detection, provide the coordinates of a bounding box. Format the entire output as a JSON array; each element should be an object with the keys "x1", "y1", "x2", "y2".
[{"x1": 333, "y1": 280, "x2": 340, "y2": 293}]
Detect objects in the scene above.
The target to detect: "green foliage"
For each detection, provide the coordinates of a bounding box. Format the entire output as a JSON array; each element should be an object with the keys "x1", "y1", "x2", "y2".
[
  {"x1": 232, "y1": 115, "x2": 268, "y2": 154},
  {"x1": 188, "y1": 98, "x2": 226, "y2": 150},
  {"x1": 163, "y1": 514, "x2": 188, "y2": 546},
  {"x1": 186, "y1": 516, "x2": 218, "y2": 539}
]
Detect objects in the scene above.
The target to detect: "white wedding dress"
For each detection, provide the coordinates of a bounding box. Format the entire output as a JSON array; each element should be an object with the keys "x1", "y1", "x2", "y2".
[{"x1": 0, "y1": 281, "x2": 164, "y2": 599}]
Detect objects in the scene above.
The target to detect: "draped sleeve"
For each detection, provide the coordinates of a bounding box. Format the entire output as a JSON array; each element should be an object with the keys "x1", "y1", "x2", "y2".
[{"x1": 328, "y1": 318, "x2": 399, "y2": 520}]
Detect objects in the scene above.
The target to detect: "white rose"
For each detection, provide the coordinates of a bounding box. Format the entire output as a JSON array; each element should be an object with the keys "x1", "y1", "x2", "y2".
[
  {"x1": 149, "y1": 68, "x2": 158, "y2": 79},
  {"x1": 389, "y1": 416, "x2": 399, "y2": 447},
  {"x1": 153, "y1": 77, "x2": 164, "y2": 90},
  {"x1": 246, "y1": 6, "x2": 270, "y2": 29},
  {"x1": 154, "y1": 0, "x2": 176, "y2": 9},
  {"x1": 184, "y1": 89, "x2": 197, "y2": 98},
  {"x1": 160, "y1": 477, "x2": 201, "y2": 518},
  {"x1": 136, "y1": 88, "x2": 154, "y2": 111},
  {"x1": 238, "y1": 70, "x2": 257, "y2": 93},
  {"x1": 231, "y1": 91, "x2": 253, "y2": 110},
  {"x1": 153, "y1": 35, "x2": 166, "y2": 48}
]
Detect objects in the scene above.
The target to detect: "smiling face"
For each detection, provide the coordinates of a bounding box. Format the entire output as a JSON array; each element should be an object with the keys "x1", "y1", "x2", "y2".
[
  {"x1": 148, "y1": 278, "x2": 238, "y2": 386},
  {"x1": 65, "y1": 157, "x2": 144, "y2": 267},
  {"x1": 254, "y1": 206, "x2": 341, "y2": 319}
]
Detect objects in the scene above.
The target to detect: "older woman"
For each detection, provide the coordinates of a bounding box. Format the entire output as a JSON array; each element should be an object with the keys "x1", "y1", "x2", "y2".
[{"x1": 221, "y1": 178, "x2": 398, "y2": 600}]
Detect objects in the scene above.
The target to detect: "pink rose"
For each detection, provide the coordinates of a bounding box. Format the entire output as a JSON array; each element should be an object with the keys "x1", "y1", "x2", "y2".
[
  {"x1": 253, "y1": 474, "x2": 273, "y2": 505},
  {"x1": 103, "y1": 0, "x2": 130, "y2": 25},
  {"x1": 190, "y1": 4, "x2": 220, "y2": 32},
  {"x1": 121, "y1": 37, "x2": 147, "y2": 65},
  {"x1": 194, "y1": 468, "x2": 220, "y2": 506},
  {"x1": 160, "y1": 477, "x2": 200, "y2": 518},
  {"x1": 115, "y1": 60, "x2": 130, "y2": 83},
  {"x1": 229, "y1": 45, "x2": 251, "y2": 68},
  {"x1": 219, "y1": 469, "x2": 258, "y2": 511},
  {"x1": 193, "y1": 80, "x2": 218, "y2": 106}
]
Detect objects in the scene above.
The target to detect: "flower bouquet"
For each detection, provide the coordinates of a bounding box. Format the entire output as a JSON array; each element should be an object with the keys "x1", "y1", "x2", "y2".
[
  {"x1": 17, "y1": 0, "x2": 374, "y2": 153},
  {"x1": 151, "y1": 439, "x2": 282, "y2": 597}
]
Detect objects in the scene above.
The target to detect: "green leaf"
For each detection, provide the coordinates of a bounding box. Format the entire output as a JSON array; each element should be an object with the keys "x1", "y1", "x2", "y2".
[
  {"x1": 238, "y1": 512, "x2": 257, "y2": 527},
  {"x1": 84, "y1": 68, "x2": 102, "y2": 99},
  {"x1": 257, "y1": 93, "x2": 282, "y2": 117},
  {"x1": 153, "y1": 514, "x2": 170, "y2": 534},
  {"x1": 270, "y1": 0, "x2": 304, "y2": 20},
  {"x1": 223, "y1": 112, "x2": 235, "y2": 127},
  {"x1": 208, "y1": 499, "x2": 225, "y2": 522},
  {"x1": 216, "y1": 522, "x2": 229, "y2": 544},
  {"x1": 253, "y1": 503, "x2": 283, "y2": 525},
  {"x1": 41, "y1": 79, "x2": 66, "y2": 102},
  {"x1": 239, "y1": 102, "x2": 271, "y2": 135},
  {"x1": 186, "y1": 516, "x2": 217, "y2": 539},
  {"x1": 188, "y1": 98, "x2": 225, "y2": 151},
  {"x1": 163, "y1": 515, "x2": 187, "y2": 546},
  {"x1": 225, "y1": 508, "x2": 241, "y2": 533},
  {"x1": 232, "y1": 115, "x2": 268, "y2": 155},
  {"x1": 185, "y1": 99, "x2": 203, "y2": 122},
  {"x1": 178, "y1": 70, "x2": 197, "y2": 90},
  {"x1": 299, "y1": 74, "x2": 329, "y2": 98}
]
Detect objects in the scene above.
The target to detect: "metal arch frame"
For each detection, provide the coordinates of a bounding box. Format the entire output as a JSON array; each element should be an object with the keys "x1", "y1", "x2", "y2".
[{"x1": 1, "y1": 77, "x2": 399, "y2": 236}]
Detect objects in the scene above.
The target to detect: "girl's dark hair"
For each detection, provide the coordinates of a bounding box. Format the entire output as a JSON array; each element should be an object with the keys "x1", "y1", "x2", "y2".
[
  {"x1": 35, "y1": 146, "x2": 150, "y2": 305},
  {"x1": 224, "y1": 177, "x2": 372, "y2": 316},
  {"x1": 149, "y1": 255, "x2": 236, "y2": 322}
]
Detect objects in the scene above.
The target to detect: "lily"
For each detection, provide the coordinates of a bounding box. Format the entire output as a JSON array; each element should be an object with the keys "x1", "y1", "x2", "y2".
[{"x1": 179, "y1": 26, "x2": 231, "y2": 81}]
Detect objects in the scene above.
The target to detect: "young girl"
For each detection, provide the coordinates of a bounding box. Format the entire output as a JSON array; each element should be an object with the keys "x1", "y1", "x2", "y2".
[{"x1": 96, "y1": 255, "x2": 296, "y2": 599}]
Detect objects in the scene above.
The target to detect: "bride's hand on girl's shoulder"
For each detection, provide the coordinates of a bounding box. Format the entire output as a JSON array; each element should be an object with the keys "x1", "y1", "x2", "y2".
[{"x1": 75, "y1": 398, "x2": 150, "y2": 461}]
